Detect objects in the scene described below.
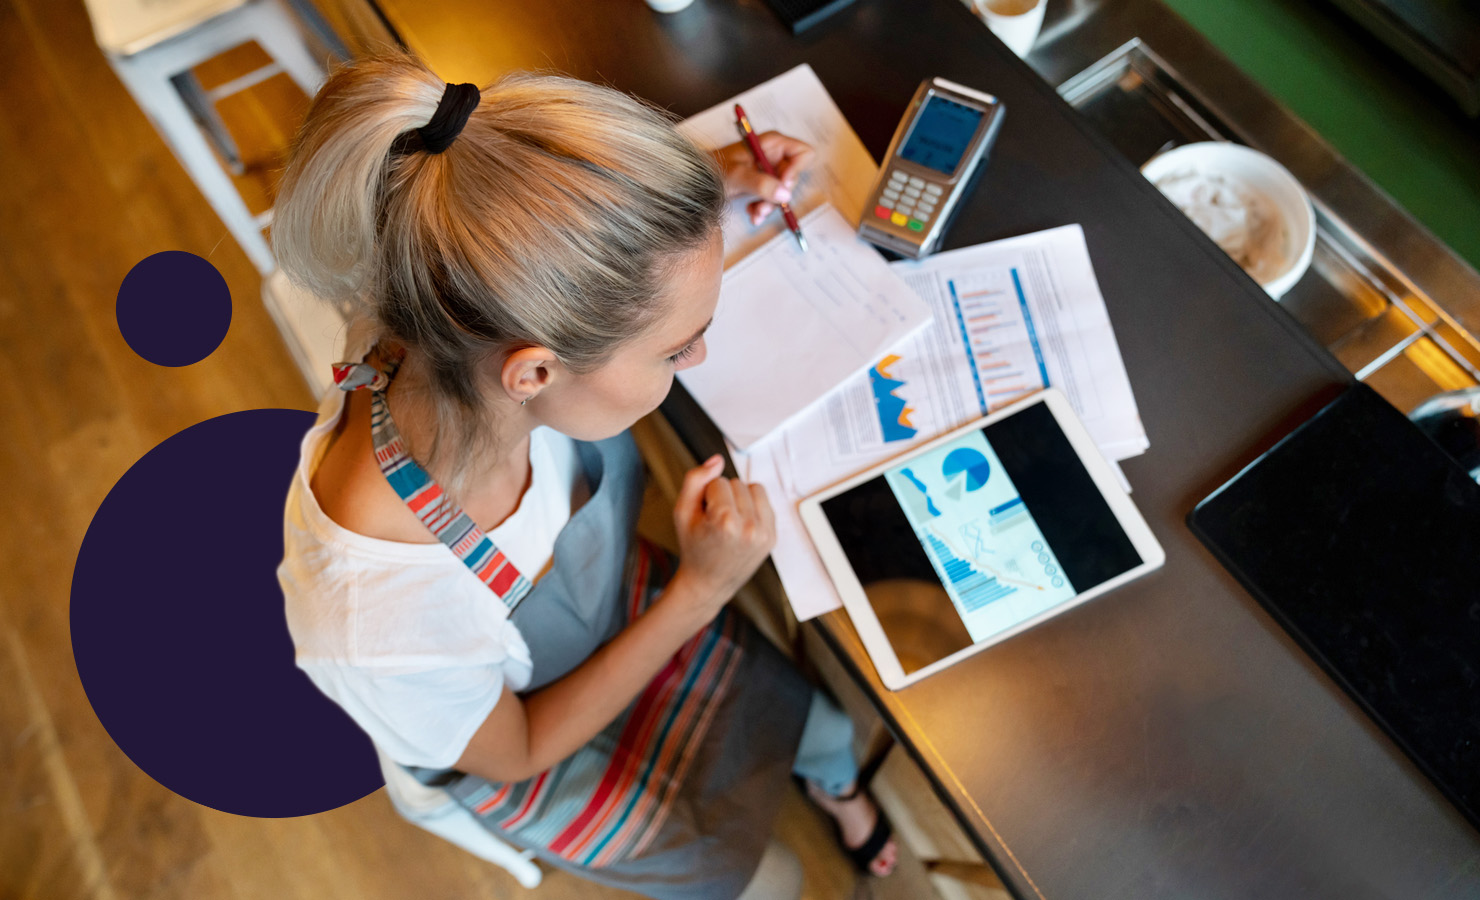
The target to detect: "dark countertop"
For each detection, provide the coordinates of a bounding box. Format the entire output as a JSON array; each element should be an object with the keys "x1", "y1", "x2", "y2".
[{"x1": 369, "y1": 0, "x2": 1480, "y2": 895}]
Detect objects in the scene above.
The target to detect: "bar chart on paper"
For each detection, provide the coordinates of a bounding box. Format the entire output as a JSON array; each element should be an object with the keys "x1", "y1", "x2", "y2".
[{"x1": 948, "y1": 267, "x2": 1050, "y2": 414}]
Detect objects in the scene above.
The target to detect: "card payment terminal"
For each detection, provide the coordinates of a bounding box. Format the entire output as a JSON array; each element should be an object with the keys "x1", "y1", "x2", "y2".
[{"x1": 858, "y1": 78, "x2": 1004, "y2": 259}]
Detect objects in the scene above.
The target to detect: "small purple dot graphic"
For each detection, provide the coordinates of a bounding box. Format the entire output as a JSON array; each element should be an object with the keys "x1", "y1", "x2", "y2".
[
  {"x1": 116, "y1": 251, "x2": 232, "y2": 367},
  {"x1": 71, "y1": 410, "x2": 383, "y2": 817}
]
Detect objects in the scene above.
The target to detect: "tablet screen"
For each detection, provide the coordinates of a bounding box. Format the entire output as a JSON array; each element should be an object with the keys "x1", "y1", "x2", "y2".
[{"x1": 820, "y1": 402, "x2": 1142, "y2": 673}]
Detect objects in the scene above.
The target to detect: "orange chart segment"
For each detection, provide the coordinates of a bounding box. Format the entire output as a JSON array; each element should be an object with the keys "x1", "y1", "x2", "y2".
[{"x1": 869, "y1": 354, "x2": 918, "y2": 442}]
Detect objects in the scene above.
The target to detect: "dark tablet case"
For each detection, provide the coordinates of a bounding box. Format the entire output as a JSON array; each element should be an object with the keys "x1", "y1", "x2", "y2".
[{"x1": 1187, "y1": 383, "x2": 1480, "y2": 831}]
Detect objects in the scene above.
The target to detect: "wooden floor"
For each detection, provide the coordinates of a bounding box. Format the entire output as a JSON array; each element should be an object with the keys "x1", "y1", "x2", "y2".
[{"x1": 0, "y1": 2, "x2": 934, "y2": 898}]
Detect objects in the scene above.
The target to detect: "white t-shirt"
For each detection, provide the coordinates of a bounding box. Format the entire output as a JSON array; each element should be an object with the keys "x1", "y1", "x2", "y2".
[{"x1": 279, "y1": 375, "x2": 588, "y2": 771}]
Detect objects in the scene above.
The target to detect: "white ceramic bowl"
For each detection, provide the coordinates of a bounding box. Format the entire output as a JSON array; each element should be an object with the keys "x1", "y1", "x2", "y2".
[{"x1": 1142, "y1": 142, "x2": 1316, "y2": 300}]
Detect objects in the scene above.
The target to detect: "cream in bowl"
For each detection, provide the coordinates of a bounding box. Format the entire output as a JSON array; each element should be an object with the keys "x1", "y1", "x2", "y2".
[{"x1": 1142, "y1": 142, "x2": 1316, "y2": 299}]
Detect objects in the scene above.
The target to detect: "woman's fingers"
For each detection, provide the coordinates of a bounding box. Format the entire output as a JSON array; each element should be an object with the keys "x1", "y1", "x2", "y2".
[
  {"x1": 700, "y1": 476, "x2": 770, "y2": 535},
  {"x1": 731, "y1": 167, "x2": 790, "y2": 205},
  {"x1": 755, "y1": 132, "x2": 816, "y2": 190},
  {"x1": 716, "y1": 142, "x2": 789, "y2": 202},
  {"x1": 748, "y1": 199, "x2": 775, "y2": 225},
  {"x1": 703, "y1": 474, "x2": 737, "y2": 516},
  {"x1": 675, "y1": 455, "x2": 724, "y2": 528},
  {"x1": 716, "y1": 132, "x2": 815, "y2": 206},
  {"x1": 775, "y1": 155, "x2": 808, "y2": 190},
  {"x1": 729, "y1": 476, "x2": 755, "y2": 519}
]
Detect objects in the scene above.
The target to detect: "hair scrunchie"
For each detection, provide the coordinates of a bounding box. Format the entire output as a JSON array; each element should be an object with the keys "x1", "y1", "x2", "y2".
[{"x1": 393, "y1": 82, "x2": 481, "y2": 156}]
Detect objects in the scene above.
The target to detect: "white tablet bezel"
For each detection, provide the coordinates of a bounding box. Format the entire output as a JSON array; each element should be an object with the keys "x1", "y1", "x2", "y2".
[{"x1": 798, "y1": 388, "x2": 1165, "y2": 690}]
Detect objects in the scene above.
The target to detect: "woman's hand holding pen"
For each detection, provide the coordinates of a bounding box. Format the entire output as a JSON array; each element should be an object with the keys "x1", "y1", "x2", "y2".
[
  {"x1": 714, "y1": 131, "x2": 816, "y2": 225},
  {"x1": 666, "y1": 454, "x2": 776, "y2": 624}
]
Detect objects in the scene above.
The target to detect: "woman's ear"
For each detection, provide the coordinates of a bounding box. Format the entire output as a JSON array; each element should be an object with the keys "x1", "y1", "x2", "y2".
[{"x1": 500, "y1": 347, "x2": 560, "y2": 405}]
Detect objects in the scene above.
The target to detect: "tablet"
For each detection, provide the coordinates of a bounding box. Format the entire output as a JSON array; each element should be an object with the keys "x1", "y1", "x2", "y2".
[{"x1": 799, "y1": 389, "x2": 1164, "y2": 690}]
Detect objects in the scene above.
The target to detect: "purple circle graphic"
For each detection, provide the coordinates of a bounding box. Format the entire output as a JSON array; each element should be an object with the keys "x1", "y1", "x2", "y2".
[
  {"x1": 71, "y1": 409, "x2": 383, "y2": 817},
  {"x1": 116, "y1": 251, "x2": 232, "y2": 366}
]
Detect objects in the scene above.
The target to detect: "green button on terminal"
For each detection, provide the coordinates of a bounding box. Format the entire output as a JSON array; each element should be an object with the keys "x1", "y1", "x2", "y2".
[{"x1": 907, "y1": 219, "x2": 924, "y2": 232}]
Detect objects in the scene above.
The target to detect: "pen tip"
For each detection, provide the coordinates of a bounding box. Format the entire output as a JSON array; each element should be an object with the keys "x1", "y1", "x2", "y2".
[{"x1": 797, "y1": 233, "x2": 809, "y2": 253}]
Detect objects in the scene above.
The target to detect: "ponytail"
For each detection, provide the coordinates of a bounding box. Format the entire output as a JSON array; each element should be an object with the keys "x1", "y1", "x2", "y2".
[{"x1": 271, "y1": 50, "x2": 726, "y2": 495}]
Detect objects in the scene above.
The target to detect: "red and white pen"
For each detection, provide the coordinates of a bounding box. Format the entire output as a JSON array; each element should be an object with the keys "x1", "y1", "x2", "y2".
[{"x1": 734, "y1": 104, "x2": 808, "y2": 253}]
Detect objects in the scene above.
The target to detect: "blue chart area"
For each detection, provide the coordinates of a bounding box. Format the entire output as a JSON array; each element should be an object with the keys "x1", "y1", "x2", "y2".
[
  {"x1": 900, "y1": 468, "x2": 941, "y2": 516},
  {"x1": 868, "y1": 357, "x2": 918, "y2": 443},
  {"x1": 989, "y1": 496, "x2": 1027, "y2": 532},
  {"x1": 885, "y1": 429, "x2": 1079, "y2": 643},
  {"x1": 942, "y1": 447, "x2": 990, "y2": 491},
  {"x1": 924, "y1": 532, "x2": 1018, "y2": 612}
]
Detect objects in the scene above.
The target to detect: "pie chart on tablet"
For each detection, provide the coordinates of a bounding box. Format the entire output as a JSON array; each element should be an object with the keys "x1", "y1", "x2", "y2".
[{"x1": 942, "y1": 448, "x2": 991, "y2": 492}]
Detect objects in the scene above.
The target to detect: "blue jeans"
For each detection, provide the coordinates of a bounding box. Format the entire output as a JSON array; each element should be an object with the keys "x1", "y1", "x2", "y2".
[{"x1": 791, "y1": 689, "x2": 859, "y2": 797}]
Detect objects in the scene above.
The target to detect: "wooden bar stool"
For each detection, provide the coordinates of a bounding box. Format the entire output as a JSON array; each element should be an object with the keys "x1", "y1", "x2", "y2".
[{"x1": 85, "y1": 0, "x2": 337, "y2": 274}]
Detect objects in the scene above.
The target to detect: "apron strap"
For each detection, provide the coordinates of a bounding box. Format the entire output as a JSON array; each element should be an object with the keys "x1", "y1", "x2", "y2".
[{"x1": 334, "y1": 352, "x2": 533, "y2": 612}]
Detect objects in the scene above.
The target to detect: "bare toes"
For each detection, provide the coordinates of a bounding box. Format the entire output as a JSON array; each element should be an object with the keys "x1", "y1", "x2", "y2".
[{"x1": 873, "y1": 838, "x2": 899, "y2": 875}]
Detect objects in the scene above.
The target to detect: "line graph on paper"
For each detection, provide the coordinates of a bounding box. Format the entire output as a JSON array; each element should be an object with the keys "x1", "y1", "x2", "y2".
[{"x1": 948, "y1": 267, "x2": 1049, "y2": 414}]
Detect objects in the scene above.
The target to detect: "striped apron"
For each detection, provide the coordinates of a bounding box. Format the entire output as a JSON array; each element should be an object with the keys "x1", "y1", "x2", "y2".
[{"x1": 334, "y1": 353, "x2": 811, "y2": 898}]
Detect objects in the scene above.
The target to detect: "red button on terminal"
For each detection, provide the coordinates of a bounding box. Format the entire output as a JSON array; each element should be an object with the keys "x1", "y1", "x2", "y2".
[{"x1": 874, "y1": 205, "x2": 892, "y2": 219}]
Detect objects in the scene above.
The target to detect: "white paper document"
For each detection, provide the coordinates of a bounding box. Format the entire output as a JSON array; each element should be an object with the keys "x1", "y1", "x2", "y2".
[
  {"x1": 678, "y1": 205, "x2": 933, "y2": 450},
  {"x1": 738, "y1": 224, "x2": 1149, "y2": 620},
  {"x1": 678, "y1": 63, "x2": 879, "y2": 267},
  {"x1": 783, "y1": 224, "x2": 1147, "y2": 495}
]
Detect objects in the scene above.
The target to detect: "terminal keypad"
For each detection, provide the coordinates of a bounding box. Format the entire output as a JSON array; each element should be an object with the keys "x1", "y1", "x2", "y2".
[{"x1": 873, "y1": 167, "x2": 943, "y2": 233}]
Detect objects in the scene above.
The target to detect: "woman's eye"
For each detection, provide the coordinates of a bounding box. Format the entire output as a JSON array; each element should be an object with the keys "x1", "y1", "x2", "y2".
[{"x1": 667, "y1": 341, "x2": 699, "y2": 365}]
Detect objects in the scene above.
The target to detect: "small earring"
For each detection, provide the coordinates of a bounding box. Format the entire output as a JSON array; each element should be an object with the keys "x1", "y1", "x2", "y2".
[{"x1": 521, "y1": 398, "x2": 528, "y2": 406}]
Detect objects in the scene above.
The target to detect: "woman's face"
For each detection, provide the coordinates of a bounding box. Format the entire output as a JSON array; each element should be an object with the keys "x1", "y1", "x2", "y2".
[{"x1": 531, "y1": 230, "x2": 724, "y2": 442}]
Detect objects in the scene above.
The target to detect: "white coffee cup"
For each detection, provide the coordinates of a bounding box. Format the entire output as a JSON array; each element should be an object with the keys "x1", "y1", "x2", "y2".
[
  {"x1": 976, "y1": 0, "x2": 1047, "y2": 58},
  {"x1": 645, "y1": 0, "x2": 696, "y2": 11}
]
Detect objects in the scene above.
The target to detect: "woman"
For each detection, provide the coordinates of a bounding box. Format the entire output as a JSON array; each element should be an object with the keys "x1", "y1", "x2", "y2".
[{"x1": 274, "y1": 52, "x2": 898, "y2": 897}]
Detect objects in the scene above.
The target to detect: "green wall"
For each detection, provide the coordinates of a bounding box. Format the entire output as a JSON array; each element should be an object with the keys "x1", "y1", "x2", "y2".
[{"x1": 1160, "y1": 0, "x2": 1480, "y2": 271}]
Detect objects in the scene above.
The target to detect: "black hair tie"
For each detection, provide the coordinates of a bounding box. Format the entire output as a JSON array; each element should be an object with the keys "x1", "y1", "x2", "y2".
[{"x1": 393, "y1": 82, "x2": 481, "y2": 156}]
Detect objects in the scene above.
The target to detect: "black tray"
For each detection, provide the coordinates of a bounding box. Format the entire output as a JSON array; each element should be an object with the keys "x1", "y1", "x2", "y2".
[{"x1": 1188, "y1": 383, "x2": 1480, "y2": 831}]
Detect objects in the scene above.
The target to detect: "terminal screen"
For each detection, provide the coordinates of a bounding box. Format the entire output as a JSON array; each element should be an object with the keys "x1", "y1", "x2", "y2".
[{"x1": 899, "y1": 95, "x2": 985, "y2": 175}]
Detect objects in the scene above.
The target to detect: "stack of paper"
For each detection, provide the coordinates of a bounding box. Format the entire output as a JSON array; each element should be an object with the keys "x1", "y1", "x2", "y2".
[
  {"x1": 678, "y1": 65, "x2": 1150, "y2": 622},
  {"x1": 676, "y1": 205, "x2": 933, "y2": 449},
  {"x1": 732, "y1": 225, "x2": 1149, "y2": 620}
]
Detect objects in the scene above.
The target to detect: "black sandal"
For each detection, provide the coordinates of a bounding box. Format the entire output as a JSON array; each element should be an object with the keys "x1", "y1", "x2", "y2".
[{"x1": 797, "y1": 777, "x2": 895, "y2": 875}]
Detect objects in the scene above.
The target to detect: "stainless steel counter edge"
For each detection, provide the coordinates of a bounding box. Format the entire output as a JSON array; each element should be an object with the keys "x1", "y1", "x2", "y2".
[{"x1": 1023, "y1": 0, "x2": 1480, "y2": 343}]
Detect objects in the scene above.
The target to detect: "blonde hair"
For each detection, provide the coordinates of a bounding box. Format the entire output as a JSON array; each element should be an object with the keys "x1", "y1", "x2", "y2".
[{"x1": 272, "y1": 51, "x2": 725, "y2": 495}]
